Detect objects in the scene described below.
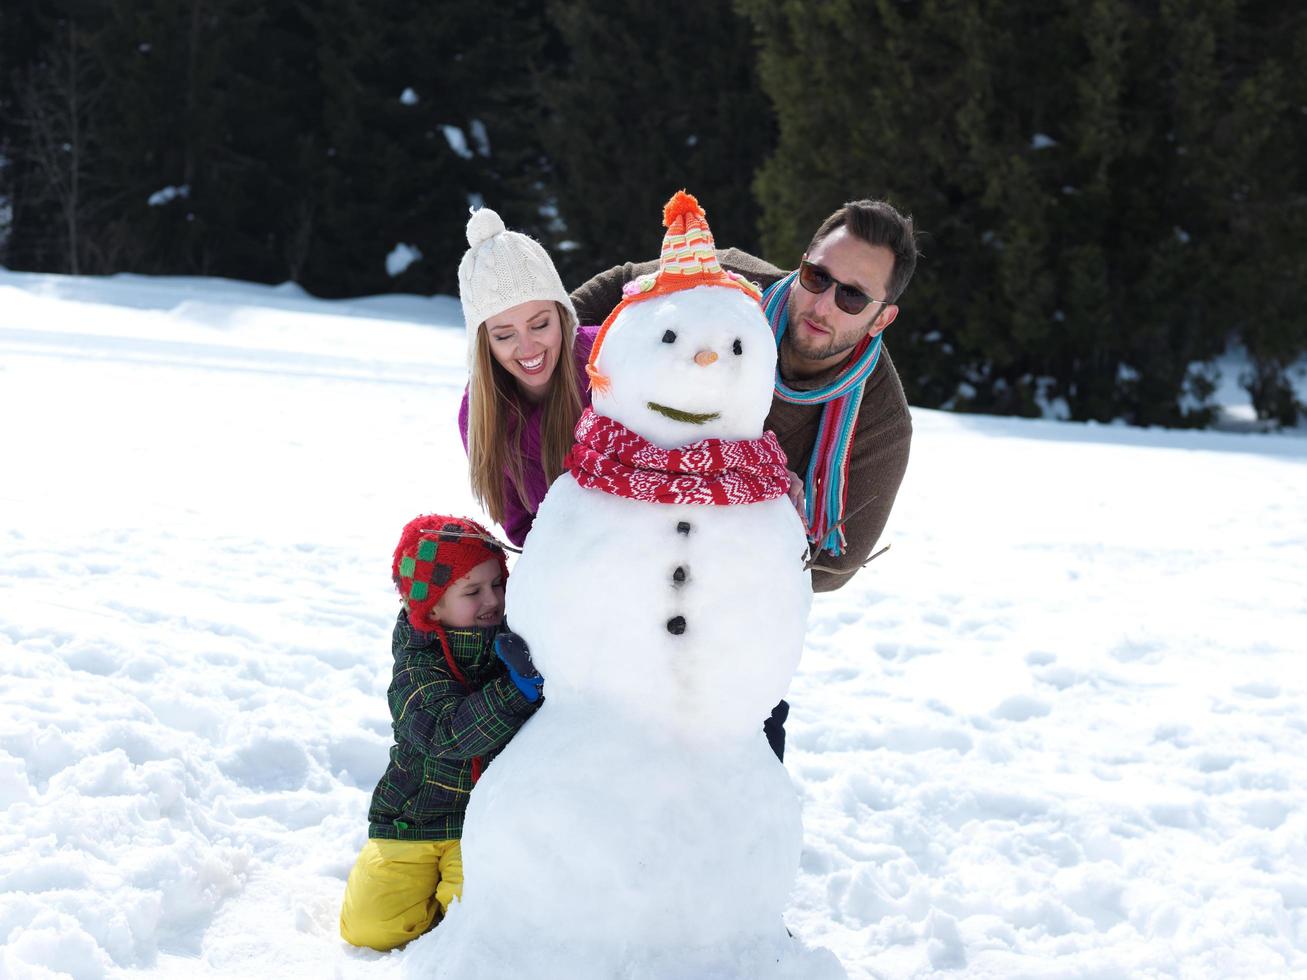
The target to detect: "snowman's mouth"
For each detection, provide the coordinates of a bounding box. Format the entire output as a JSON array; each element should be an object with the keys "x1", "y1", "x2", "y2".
[{"x1": 647, "y1": 402, "x2": 720, "y2": 424}]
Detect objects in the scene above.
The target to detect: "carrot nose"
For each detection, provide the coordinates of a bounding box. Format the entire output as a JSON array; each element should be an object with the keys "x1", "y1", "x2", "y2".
[{"x1": 694, "y1": 350, "x2": 718, "y2": 366}]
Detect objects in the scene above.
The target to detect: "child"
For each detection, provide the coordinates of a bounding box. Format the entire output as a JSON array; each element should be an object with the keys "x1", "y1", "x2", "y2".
[{"x1": 339, "y1": 514, "x2": 542, "y2": 951}]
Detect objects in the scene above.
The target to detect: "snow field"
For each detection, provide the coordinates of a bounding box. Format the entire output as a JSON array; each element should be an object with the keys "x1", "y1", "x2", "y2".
[
  {"x1": 1, "y1": 269, "x2": 1304, "y2": 978},
  {"x1": 790, "y1": 413, "x2": 1307, "y2": 976}
]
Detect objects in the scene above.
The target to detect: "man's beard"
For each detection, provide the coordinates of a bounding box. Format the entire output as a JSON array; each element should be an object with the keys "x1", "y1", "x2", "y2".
[{"x1": 783, "y1": 296, "x2": 862, "y2": 364}]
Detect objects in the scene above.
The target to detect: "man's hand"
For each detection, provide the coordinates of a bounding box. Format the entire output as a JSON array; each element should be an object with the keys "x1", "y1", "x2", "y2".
[
  {"x1": 786, "y1": 470, "x2": 806, "y2": 522},
  {"x1": 494, "y1": 629, "x2": 543, "y2": 702}
]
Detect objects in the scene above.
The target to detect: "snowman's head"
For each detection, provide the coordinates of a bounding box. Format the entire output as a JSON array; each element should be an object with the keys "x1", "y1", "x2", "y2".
[
  {"x1": 584, "y1": 190, "x2": 779, "y2": 449},
  {"x1": 589, "y1": 285, "x2": 776, "y2": 448}
]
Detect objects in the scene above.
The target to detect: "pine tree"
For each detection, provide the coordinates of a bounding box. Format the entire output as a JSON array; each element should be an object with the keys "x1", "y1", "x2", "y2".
[
  {"x1": 742, "y1": 0, "x2": 1306, "y2": 426},
  {"x1": 302, "y1": 0, "x2": 552, "y2": 297},
  {"x1": 536, "y1": 0, "x2": 775, "y2": 283},
  {"x1": 3, "y1": 0, "x2": 556, "y2": 294},
  {"x1": 2, "y1": 6, "x2": 60, "y2": 269},
  {"x1": 9, "y1": 7, "x2": 108, "y2": 274},
  {"x1": 0, "y1": 3, "x2": 27, "y2": 265},
  {"x1": 1208, "y1": 3, "x2": 1307, "y2": 424}
]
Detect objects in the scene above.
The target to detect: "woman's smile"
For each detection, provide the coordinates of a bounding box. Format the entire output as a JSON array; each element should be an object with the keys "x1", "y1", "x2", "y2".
[{"x1": 517, "y1": 351, "x2": 547, "y2": 374}]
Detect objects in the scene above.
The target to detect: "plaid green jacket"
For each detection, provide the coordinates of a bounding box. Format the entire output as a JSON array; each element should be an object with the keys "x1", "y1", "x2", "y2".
[{"x1": 367, "y1": 610, "x2": 539, "y2": 841}]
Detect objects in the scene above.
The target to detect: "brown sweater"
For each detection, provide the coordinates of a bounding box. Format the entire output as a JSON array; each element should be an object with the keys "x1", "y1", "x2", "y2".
[{"x1": 571, "y1": 248, "x2": 912, "y2": 593}]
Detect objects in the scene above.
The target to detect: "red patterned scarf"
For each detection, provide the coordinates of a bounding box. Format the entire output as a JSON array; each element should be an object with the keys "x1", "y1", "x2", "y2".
[{"x1": 566, "y1": 407, "x2": 790, "y2": 505}]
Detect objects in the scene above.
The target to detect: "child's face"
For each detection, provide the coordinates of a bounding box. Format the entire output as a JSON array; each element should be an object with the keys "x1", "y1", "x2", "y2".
[{"x1": 430, "y1": 558, "x2": 505, "y2": 628}]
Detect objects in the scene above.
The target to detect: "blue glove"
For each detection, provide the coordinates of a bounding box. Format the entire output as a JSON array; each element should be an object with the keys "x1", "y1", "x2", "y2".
[{"x1": 494, "y1": 629, "x2": 543, "y2": 702}]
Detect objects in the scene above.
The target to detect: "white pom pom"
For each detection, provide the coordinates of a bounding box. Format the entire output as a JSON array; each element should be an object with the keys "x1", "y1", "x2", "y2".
[{"x1": 466, "y1": 207, "x2": 506, "y2": 248}]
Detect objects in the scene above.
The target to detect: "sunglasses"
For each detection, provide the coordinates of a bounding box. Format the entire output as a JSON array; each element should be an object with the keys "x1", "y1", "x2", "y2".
[{"x1": 798, "y1": 259, "x2": 888, "y2": 316}]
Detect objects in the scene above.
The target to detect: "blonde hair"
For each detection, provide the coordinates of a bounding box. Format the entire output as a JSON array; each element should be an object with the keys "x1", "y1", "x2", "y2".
[{"x1": 467, "y1": 302, "x2": 584, "y2": 527}]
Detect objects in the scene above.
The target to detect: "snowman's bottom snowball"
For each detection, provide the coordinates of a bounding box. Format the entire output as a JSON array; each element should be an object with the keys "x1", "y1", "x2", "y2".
[
  {"x1": 404, "y1": 915, "x2": 848, "y2": 980},
  {"x1": 400, "y1": 706, "x2": 845, "y2": 979}
]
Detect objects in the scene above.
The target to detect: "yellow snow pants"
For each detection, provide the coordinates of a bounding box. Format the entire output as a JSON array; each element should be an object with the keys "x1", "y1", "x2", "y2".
[{"x1": 339, "y1": 838, "x2": 464, "y2": 951}]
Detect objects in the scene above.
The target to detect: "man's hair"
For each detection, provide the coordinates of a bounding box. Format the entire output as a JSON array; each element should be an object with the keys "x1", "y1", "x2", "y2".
[{"x1": 808, "y1": 199, "x2": 920, "y2": 303}]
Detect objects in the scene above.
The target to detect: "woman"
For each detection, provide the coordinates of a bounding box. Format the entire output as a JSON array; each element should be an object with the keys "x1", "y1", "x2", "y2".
[{"x1": 457, "y1": 207, "x2": 598, "y2": 546}]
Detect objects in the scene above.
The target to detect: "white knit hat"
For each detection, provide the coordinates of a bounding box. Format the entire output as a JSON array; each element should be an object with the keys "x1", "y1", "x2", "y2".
[{"x1": 457, "y1": 208, "x2": 577, "y2": 362}]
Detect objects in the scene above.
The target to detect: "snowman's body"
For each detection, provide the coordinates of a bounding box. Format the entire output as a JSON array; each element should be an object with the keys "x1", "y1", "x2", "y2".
[
  {"x1": 511, "y1": 479, "x2": 810, "y2": 739},
  {"x1": 412, "y1": 283, "x2": 843, "y2": 979}
]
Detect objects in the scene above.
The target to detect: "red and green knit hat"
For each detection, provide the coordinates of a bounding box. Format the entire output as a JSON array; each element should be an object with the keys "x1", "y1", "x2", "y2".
[
  {"x1": 391, "y1": 515, "x2": 508, "y2": 630},
  {"x1": 586, "y1": 190, "x2": 764, "y2": 394}
]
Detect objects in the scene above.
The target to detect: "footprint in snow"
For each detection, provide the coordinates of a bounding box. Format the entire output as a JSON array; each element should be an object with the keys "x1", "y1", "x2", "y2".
[
  {"x1": 1034, "y1": 665, "x2": 1083, "y2": 690},
  {"x1": 62, "y1": 645, "x2": 121, "y2": 676},
  {"x1": 1110, "y1": 636, "x2": 1167, "y2": 663},
  {"x1": 1234, "y1": 681, "x2": 1280, "y2": 699},
  {"x1": 991, "y1": 694, "x2": 1052, "y2": 722}
]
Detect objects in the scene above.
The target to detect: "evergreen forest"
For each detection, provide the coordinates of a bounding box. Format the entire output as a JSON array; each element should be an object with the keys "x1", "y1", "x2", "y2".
[{"x1": 2, "y1": 1, "x2": 1303, "y2": 425}]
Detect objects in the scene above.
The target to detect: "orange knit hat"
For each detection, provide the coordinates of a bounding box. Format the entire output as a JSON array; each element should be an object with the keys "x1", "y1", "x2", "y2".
[{"x1": 586, "y1": 190, "x2": 763, "y2": 394}]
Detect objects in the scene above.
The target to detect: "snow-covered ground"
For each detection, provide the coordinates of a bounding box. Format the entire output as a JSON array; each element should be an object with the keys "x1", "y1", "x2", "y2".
[{"x1": 1, "y1": 269, "x2": 1304, "y2": 979}]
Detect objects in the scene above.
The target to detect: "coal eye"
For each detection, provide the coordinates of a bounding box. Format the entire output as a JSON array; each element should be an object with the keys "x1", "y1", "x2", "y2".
[
  {"x1": 732, "y1": 338, "x2": 743, "y2": 355},
  {"x1": 662, "y1": 330, "x2": 676, "y2": 344}
]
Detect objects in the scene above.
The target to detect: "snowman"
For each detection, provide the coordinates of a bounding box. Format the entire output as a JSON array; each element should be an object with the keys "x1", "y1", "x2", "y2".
[{"x1": 408, "y1": 192, "x2": 844, "y2": 979}]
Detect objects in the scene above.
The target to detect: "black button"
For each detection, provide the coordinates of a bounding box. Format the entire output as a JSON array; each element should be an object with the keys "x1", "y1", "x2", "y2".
[
  {"x1": 672, "y1": 566, "x2": 686, "y2": 584},
  {"x1": 677, "y1": 521, "x2": 691, "y2": 535},
  {"x1": 667, "y1": 616, "x2": 687, "y2": 635}
]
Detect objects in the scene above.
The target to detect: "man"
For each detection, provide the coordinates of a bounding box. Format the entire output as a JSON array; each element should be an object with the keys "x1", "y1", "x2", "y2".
[{"x1": 570, "y1": 198, "x2": 919, "y2": 758}]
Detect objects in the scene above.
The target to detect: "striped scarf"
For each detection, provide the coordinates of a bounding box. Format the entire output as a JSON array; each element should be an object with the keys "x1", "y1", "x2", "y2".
[{"x1": 764, "y1": 271, "x2": 883, "y2": 556}]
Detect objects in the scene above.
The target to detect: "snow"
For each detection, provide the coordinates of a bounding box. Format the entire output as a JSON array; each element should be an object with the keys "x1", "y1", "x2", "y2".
[
  {"x1": 1033, "y1": 377, "x2": 1071, "y2": 421},
  {"x1": 439, "y1": 126, "x2": 471, "y2": 160},
  {"x1": 384, "y1": 244, "x2": 422, "y2": 278},
  {"x1": 467, "y1": 121, "x2": 489, "y2": 158},
  {"x1": 399, "y1": 88, "x2": 418, "y2": 107},
  {"x1": 2, "y1": 269, "x2": 1305, "y2": 978},
  {"x1": 146, "y1": 186, "x2": 189, "y2": 208},
  {"x1": 1, "y1": 154, "x2": 11, "y2": 248}
]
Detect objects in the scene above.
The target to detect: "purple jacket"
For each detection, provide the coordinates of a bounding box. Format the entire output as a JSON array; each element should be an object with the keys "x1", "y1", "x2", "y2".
[{"x1": 459, "y1": 324, "x2": 598, "y2": 547}]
